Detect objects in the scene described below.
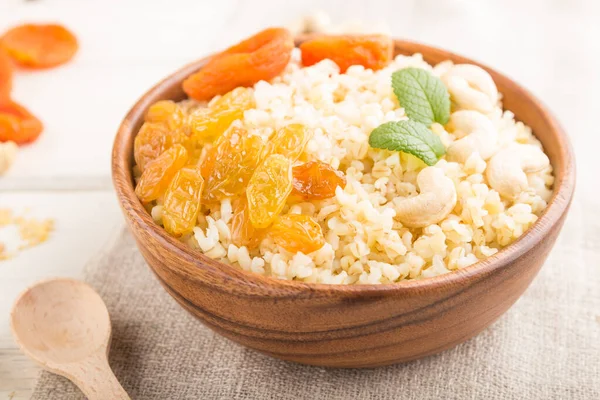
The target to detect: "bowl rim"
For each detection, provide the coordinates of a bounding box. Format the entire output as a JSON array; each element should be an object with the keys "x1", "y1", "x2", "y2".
[{"x1": 112, "y1": 38, "x2": 576, "y2": 296}]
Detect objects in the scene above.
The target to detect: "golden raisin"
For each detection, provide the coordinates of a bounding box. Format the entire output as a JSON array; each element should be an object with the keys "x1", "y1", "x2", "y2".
[
  {"x1": 265, "y1": 124, "x2": 312, "y2": 162},
  {"x1": 183, "y1": 28, "x2": 294, "y2": 101},
  {"x1": 269, "y1": 214, "x2": 325, "y2": 254},
  {"x1": 300, "y1": 34, "x2": 393, "y2": 73},
  {"x1": 145, "y1": 100, "x2": 187, "y2": 132},
  {"x1": 134, "y1": 122, "x2": 190, "y2": 171},
  {"x1": 291, "y1": 161, "x2": 346, "y2": 200},
  {"x1": 198, "y1": 125, "x2": 241, "y2": 180},
  {"x1": 189, "y1": 87, "x2": 255, "y2": 143},
  {"x1": 231, "y1": 196, "x2": 265, "y2": 247},
  {"x1": 162, "y1": 165, "x2": 204, "y2": 237},
  {"x1": 202, "y1": 126, "x2": 266, "y2": 202},
  {"x1": 135, "y1": 144, "x2": 188, "y2": 203},
  {"x1": 199, "y1": 145, "x2": 217, "y2": 179},
  {"x1": 247, "y1": 154, "x2": 293, "y2": 229}
]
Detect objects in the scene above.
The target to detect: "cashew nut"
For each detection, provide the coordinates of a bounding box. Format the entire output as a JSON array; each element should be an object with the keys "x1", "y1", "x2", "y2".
[
  {"x1": 446, "y1": 110, "x2": 497, "y2": 163},
  {"x1": 486, "y1": 144, "x2": 550, "y2": 199},
  {"x1": 0, "y1": 141, "x2": 18, "y2": 175},
  {"x1": 394, "y1": 167, "x2": 457, "y2": 228},
  {"x1": 442, "y1": 64, "x2": 498, "y2": 113}
]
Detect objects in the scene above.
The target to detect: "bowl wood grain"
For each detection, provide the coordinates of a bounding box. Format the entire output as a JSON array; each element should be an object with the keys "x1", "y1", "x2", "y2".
[{"x1": 112, "y1": 39, "x2": 575, "y2": 368}]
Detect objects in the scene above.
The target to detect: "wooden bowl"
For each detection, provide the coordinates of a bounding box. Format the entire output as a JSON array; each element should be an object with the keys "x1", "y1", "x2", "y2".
[{"x1": 112, "y1": 39, "x2": 575, "y2": 368}]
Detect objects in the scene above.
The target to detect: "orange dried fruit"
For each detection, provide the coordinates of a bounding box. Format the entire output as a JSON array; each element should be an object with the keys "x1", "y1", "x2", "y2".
[
  {"x1": 200, "y1": 145, "x2": 218, "y2": 179},
  {"x1": 198, "y1": 124, "x2": 241, "y2": 180},
  {"x1": 231, "y1": 196, "x2": 265, "y2": 247},
  {"x1": 0, "y1": 24, "x2": 78, "y2": 69},
  {"x1": 247, "y1": 154, "x2": 293, "y2": 229},
  {"x1": 145, "y1": 100, "x2": 187, "y2": 132},
  {"x1": 162, "y1": 165, "x2": 205, "y2": 237},
  {"x1": 135, "y1": 144, "x2": 188, "y2": 203},
  {"x1": 202, "y1": 126, "x2": 266, "y2": 202},
  {"x1": 300, "y1": 34, "x2": 393, "y2": 73},
  {"x1": 190, "y1": 87, "x2": 255, "y2": 143},
  {"x1": 183, "y1": 27, "x2": 294, "y2": 101},
  {"x1": 291, "y1": 161, "x2": 346, "y2": 201},
  {"x1": 269, "y1": 214, "x2": 325, "y2": 254},
  {"x1": 265, "y1": 124, "x2": 312, "y2": 162},
  {"x1": 0, "y1": 48, "x2": 13, "y2": 101},
  {"x1": 0, "y1": 100, "x2": 43, "y2": 144},
  {"x1": 134, "y1": 122, "x2": 191, "y2": 171}
]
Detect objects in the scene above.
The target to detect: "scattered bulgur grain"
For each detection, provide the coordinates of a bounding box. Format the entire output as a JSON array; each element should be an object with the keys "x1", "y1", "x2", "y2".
[
  {"x1": 16, "y1": 215, "x2": 54, "y2": 249},
  {"x1": 0, "y1": 208, "x2": 53, "y2": 260},
  {"x1": 0, "y1": 242, "x2": 8, "y2": 260},
  {"x1": 0, "y1": 208, "x2": 13, "y2": 225}
]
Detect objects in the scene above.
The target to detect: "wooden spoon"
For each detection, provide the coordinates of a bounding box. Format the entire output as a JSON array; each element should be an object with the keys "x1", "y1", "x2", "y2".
[{"x1": 10, "y1": 278, "x2": 130, "y2": 399}]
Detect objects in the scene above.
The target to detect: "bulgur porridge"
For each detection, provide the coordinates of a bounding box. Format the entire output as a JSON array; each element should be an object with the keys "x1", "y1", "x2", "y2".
[{"x1": 133, "y1": 28, "x2": 554, "y2": 285}]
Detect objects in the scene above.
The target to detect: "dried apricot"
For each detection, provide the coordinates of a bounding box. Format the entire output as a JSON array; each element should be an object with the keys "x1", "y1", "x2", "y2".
[
  {"x1": 300, "y1": 34, "x2": 393, "y2": 73},
  {"x1": 162, "y1": 165, "x2": 204, "y2": 237},
  {"x1": 135, "y1": 144, "x2": 188, "y2": 203},
  {"x1": 265, "y1": 124, "x2": 312, "y2": 162},
  {"x1": 145, "y1": 100, "x2": 187, "y2": 132},
  {"x1": 189, "y1": 87, "x2": 255, "y2": 143},
  {"x1": 183, "y1": 28, "x2": 294, "y2": 101},
  {"x1": 269, "y1": 214, "x2": 325, "y2": 254},
  {"x1": 0, "y1": 48, "x2": 13, "y2": 101},
  {"x1": 202, "y1": 126, "x2": 266, "y2": 202},
  {"x1": 231, "y1": 196, "x2": 265, "y2": 247},
  {"x1": 291, "y1": 161, "x2": 346, "y2": 200},
  {"x1": 134, "y1": 122, "x2": 191, "y2": 171},
  {"x1": 0, "y1": 100, "x2": 43, "y2": 144},
  {"x1": 0, "y1": 24, "x2": 78, "y2": 69},
  {"x1": 247, "y1": 154, "x2": 293, "y2": 228}
]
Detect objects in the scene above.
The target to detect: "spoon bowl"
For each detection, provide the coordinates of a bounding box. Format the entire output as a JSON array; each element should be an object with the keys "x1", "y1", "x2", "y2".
[
  {"x1": 11, "y1": 278, "x2": 110, "y2": 366},
  {"x1": 11, "y1": 278, "x2": 129, "y2": 400}
]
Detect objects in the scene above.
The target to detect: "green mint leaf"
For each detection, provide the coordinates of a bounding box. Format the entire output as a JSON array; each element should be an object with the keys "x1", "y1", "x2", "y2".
[
  {"x1": 368, "y1": 120, "x2": 445, "y2": 166},
  {"x1": 392, "y1": 67, "x2": 450, "y2": 126}
]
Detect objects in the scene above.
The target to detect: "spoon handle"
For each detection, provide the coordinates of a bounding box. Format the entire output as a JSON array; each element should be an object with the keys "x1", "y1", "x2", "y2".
[{"x1": 65, "y1": 352, "x2": 130, "y2": 400}]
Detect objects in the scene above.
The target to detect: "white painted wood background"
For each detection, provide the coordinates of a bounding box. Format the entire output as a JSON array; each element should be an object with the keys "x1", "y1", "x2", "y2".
[{"x1": 0, "y1": 0, "x2": 597, "y2": 398}]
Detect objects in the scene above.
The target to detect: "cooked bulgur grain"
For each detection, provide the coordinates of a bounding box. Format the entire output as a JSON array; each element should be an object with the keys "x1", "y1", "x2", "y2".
[{"x1": 142, "y1": 49, "x2": 553, "y2": 284}]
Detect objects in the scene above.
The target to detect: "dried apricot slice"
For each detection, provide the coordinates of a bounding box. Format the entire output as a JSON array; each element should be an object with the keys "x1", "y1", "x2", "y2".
[
  {"x1": 231, "y1": 196, "x2": 265, "y2": 247},
  {"x1": 300, "y1": 34, "x2": 393, "y2": 73},
  {"x1": 0, "y1": 24, "x2": 78, "y2": 68},
  {"x1": 135, "y1": 144, "x2": 188, "y2": 203},
  {"x1": 0, "y1": 100, "x2": 43, "y2": 144},
  {"x1": 247, "y1": 154, "x2": 293, "y2": 228},
  {"x1": 291, "y1": 161, "x2": 346, "y2": 201},
  {"x1": 189, "y1": 87, "x2": 255, "y2": 143},
  {"x1": 134, "y1": 122, "x2": 191, "y2": 171},
  {"x1": 183, "y1": 28, "x2": 294, "y2": 101},
  {"x1": 269, "y1": 214, "x2": 325, "y2": 254},
  {"x1": 202, "y1": 126, "x2": 266, "y2": 202},
  {"x1": 162, "y1": 165, "x2": 204, "y2": 237},
  {"x1": 0, "y1": 48, "x2": 13, "y2": 101},
  {"x1": 265, "y1": 124, "x2": 312, "y2": 162}
]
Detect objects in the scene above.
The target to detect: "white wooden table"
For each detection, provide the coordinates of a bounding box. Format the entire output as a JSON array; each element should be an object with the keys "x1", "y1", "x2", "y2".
[{"x1": 1, "y1": 0, "x2": 597, "y2": 398}]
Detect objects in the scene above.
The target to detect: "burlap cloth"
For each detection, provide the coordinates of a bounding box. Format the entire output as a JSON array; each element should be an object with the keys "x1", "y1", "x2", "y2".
[{"x1": 31, "y1": 195, "x2": 599, "y2": 399}]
